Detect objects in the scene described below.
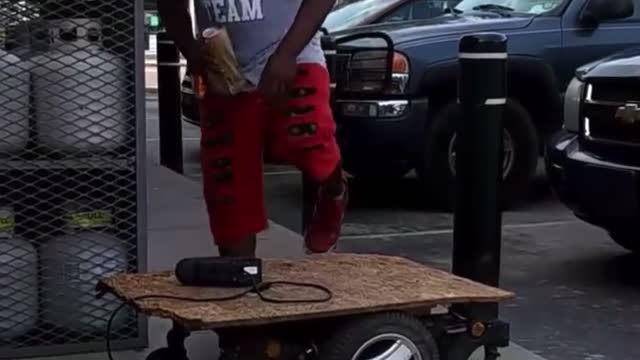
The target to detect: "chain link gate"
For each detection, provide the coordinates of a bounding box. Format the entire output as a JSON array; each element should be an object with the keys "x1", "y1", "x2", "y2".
[{"x1": 0, "y1": 0, "x2": 147, "y2": 358}]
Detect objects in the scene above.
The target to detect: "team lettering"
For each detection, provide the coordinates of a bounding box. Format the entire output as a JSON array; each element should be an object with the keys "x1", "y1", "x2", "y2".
[{"x1": 205, "y1": 0, "x2": 264, "y2": 23}]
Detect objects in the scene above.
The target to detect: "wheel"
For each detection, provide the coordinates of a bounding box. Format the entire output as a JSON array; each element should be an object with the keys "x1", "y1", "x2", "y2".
[
  {"x1": 417, "y1": 99, "x2": 539, "y2": 211},
  {"x1": 609, "y1": 229, "x2": 639, "y2": 253},
  {"x1": 318, "y1": 312, "x2": 439, "y2": 360},
  {"x1": 181, "y1": 71, "x2": 200, "y2": 126},
  {"x1": 145, "y1": 347, "x2": 189, "y2": 360}
]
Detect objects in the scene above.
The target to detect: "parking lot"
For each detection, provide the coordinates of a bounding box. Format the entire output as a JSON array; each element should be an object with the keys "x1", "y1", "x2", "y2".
[{"x1": 146, "y1": 97, "x2": 640, "y2": 360}]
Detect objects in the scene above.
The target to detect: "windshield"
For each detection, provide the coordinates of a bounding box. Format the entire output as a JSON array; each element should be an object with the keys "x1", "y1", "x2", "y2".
[
  {"x1": 323, "y1": 0, "x2": 397, "y2": 32},
  {"x1": 454, "y1": 0, "x2": 566, "y2": 15}
]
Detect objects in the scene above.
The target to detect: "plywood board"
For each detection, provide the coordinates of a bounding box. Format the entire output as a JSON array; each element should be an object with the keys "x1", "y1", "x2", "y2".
[{"x1": 99, "y1": 254, "x2": 514, "y2": 330}]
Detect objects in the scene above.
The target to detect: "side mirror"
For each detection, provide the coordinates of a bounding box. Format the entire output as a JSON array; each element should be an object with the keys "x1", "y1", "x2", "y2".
[{"x1": 581, "y1": 0, "x2": 634, "y2": 26}]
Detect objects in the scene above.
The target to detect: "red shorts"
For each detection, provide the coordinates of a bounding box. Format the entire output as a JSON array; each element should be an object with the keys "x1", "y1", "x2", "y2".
[{"x1": 198, "y1": 63, "x2": 341, "y2": 245}]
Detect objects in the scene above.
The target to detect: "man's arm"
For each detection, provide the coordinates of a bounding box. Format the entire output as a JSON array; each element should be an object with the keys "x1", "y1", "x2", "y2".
[
  {"x1": 275, "y1": 0, "x2": 337, "y2": 58},
  {"x1": 157, "y1": 0, "x2": 200, "y2": 67}
]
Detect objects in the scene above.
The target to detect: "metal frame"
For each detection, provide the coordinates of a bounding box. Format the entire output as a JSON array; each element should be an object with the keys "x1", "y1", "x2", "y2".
[
  {"x1": 0, "y1": 0, "x2": 148, "y2": 357},
  {"x1": 134, "y1": 0, "x2": 150, "y2": 350}
]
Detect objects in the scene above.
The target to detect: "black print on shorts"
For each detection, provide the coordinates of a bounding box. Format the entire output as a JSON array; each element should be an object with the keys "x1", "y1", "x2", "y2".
[
  {"x1": 289, "y1": 87, "x2": 317, "y2": 99},
  {"x1": 287, "y1": 122, "x2": 318, "y2": 136},
  {"x1": 287, "y1": 105, "x2": 315, "y2": 117}
]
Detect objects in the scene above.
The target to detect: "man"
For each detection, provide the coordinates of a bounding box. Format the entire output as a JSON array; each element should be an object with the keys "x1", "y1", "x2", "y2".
[{"x1": 156, "y1": 0, "x2": 346, "y2": 257}]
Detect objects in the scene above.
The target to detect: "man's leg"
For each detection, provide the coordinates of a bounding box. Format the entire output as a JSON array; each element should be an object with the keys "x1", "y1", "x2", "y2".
[
  {"x1": 199, "y1": 92, "x2": 267, "y2": 358},
  {"x1": 217, "y1": 236, "x2": 257, "y2": 257},
  {"x1": 199, "y1": 92, "x2": 268, "y2": 257},
  {"x1": 268, "y1": 63, "x2": 347, "y2": 254}
]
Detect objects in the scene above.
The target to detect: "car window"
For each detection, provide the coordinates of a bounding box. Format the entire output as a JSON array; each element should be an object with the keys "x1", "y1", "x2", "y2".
[
  {"x1": 379, "y1": 0, "x2": 457, "y2": 22},
  {"x1": 621, "y1": 0, "x2": 640, "y2": 19},
  {"x1": 322, "y1": 0, "x2": 397, "y2": 32},
  {"x1": 382, "y1": 1, "x2": 413, "y2": 22},
  {"x1": 454, "y1": 0, "x2": 567, "y2": 15},
  {"x1": 597, "y1": 0, "x2": 640, "y2": 22}
]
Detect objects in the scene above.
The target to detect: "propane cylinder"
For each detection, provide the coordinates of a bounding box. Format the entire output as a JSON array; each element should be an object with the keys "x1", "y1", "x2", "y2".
[
  {"x1": 0, "y1": 49, "x2": 30, "y2": 156},
  {"x1": 31, "y1": 18, "x2": 128, "y2": 155},
  {"x1": 0, "y1": 207, "x2": 39, "y2": 340},
  {"x1": 40, "y1": 200, "x2": 129, "y2": 333}
]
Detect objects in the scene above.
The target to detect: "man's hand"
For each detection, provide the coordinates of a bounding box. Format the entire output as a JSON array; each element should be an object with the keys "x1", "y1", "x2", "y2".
[
  {"x1": 258, "y1": 49, "x2": 298, "y2": 103},
  {"x1": 260, "y1": 0, "x2": 336, "y2": 101}
]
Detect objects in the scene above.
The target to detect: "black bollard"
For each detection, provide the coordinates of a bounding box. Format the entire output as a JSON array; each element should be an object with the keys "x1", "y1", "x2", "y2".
[
  {"x1": 452, "y1": 33, "x2": 507, "y2": 321},
  {"x1": 157, "y1": 32, "x2": 184, "y2": 174}
]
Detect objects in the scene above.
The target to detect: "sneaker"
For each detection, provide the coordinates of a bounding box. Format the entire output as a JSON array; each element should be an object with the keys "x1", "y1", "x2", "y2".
[{"x1": 303, "y1": 177, "x2": 348, "y2": 254}]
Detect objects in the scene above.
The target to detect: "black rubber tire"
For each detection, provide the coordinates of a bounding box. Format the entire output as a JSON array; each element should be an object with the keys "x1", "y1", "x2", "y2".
[
  {"x1": 181, "y1": 71, "x2": 200, "y2": 126},
  {"x1": 609, "y1": 229, "x2": 639, "y2": 253},
  {"x1": 417, "y1": 99, "x2": 539, "y2": 211},
  {"x1": 318, "y1": 312, "x2": 439, "y2": 360}
]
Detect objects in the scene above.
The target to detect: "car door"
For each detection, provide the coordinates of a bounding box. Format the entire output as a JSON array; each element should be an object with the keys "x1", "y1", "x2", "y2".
[{"x1": 560, "y1": 0, "x2": 640, "y2": 86}]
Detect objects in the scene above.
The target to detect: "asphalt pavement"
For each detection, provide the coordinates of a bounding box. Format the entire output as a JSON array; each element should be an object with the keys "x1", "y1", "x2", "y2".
[{"x1": 146, "y1": 95, "x2": 640, "y2": 360}]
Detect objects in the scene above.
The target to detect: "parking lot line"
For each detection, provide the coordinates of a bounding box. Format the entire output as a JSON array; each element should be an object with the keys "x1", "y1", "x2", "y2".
[
  {"x1": 339, "y1": 220, "x2": 578, "y2": 240},
  {"x1": 264, "y1": 170, "x2": 301, "y2": 176}
]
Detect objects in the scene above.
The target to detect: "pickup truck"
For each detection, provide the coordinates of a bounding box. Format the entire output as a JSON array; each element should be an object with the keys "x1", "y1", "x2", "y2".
[
  {"x1": 546, "y1": 47, "x2": 640, "y2": 253},
  {"x1": 326, "y1": 0, "x2": 640, "y2": 209}
]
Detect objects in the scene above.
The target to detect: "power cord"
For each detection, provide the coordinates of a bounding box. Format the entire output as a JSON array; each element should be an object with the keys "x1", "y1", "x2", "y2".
[{"x1": 105, "y1": 275, "x2": 332, "y2": 360}]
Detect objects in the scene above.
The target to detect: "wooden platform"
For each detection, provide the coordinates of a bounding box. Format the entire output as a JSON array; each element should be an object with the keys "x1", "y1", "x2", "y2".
[{"x1": 99, "y1": 254, "x2": 514, "y2": 330}]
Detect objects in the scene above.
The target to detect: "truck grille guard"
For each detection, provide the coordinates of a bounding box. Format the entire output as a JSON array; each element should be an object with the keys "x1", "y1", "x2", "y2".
[{"x1": 322, "y1": 31, "x2": 395, "y2": 101}]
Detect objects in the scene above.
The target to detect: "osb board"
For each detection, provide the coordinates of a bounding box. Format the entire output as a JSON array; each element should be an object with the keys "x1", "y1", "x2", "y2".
[{"x1": 100, "y1": 254, "x2": 514, "y2": 330}]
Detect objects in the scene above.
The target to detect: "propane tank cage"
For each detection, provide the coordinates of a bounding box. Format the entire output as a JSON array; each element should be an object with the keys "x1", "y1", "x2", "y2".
[{"x1": 0, "y1": 0, "x2": 147, "y2": 358}]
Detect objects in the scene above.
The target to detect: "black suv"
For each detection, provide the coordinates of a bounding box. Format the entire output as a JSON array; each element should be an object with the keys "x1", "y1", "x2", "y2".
[{"x1": 546, "y1": 48, "x2": 640, "y2": 253}]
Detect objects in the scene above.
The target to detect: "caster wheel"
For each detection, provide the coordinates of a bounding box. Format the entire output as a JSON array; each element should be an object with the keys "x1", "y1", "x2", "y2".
[
  {"x1": 146, "y1": 347, "x2": 189, "y2": 360},
  {"x1": 318, "y1": 312, "x2": 439, "y2": 360}
]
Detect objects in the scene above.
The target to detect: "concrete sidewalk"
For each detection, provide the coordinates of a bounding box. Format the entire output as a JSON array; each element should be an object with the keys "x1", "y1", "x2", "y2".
[{"x1": 33, "y1": 160, "x2": 545, "y2": 360}]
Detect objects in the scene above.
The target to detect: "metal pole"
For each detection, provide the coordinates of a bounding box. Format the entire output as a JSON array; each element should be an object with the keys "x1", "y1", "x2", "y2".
[
  {"x1": 157, "y1": 32, "x2": 184, "y2": 174},
  {"x1": 452, "y1": 33, "x2": 507, "y2": 321}
]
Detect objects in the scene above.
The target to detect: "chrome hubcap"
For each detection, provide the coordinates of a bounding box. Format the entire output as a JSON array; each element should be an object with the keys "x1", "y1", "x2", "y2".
[
  {"x1": 448, "y1": 130, "x2": 515, "y2": 179},
  {"x1": 351, "y1": 333, "x2": 422, "y2": 360}
]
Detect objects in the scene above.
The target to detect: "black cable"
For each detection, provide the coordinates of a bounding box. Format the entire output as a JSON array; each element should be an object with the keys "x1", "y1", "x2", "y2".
[
  {"x1": 106, "y1": 280, "x2": 332, "y2": 360},
  {"x1": 253, "y1": 280, "x2": 333, "y2": 303}
]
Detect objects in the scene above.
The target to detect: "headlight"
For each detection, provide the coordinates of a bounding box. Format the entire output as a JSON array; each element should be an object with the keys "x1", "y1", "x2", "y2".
[
  {"x1": 563, "y1": 77, "x2": 584, "y2": 133},
  {"x1": 344, "y1": 50, "x2": 410, "y2": 94}
]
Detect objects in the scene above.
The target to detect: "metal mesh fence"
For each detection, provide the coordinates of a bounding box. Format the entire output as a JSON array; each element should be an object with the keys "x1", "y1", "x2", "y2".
[{"x1": 0, "y1": 0, "x2": 145, "y2": 357}]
